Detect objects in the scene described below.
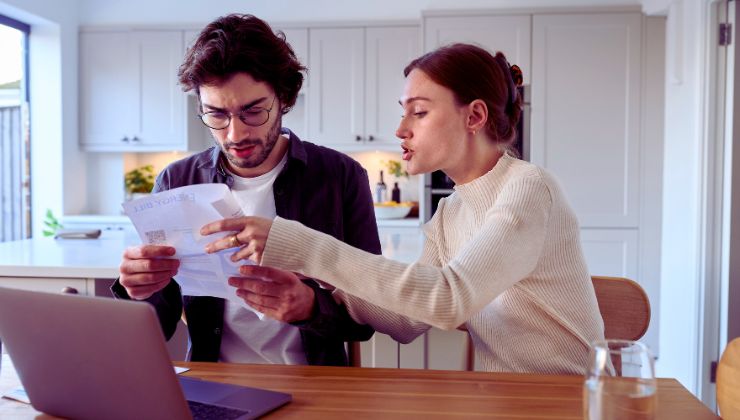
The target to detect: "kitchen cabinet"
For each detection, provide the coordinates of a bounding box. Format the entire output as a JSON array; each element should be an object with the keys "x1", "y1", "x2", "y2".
[
  {"x1": 307, "y1": 26, "x2": 419, "y2": 150},
  {"x1": 61, "y1": 215, "x2": 136, "y2": 234},
  {"x1": 80, "y1": 29, "x2": 206, "y2": 152},
  {"x1": 580, "y1": 229, "x2": 639, "y2": 280},
  {"x1": 276, "y1": 28, "x2": 309, "y2": 136},
  {"x1": 530, "y1": 12, "x2": 660, "y2": 354},
  {"x1": 375, "y1": 10, "x2": 661, "y2": 367},
  {"x1": 0, "y1": 235, "x2": 188, "y2": 359},
  {"x1": 531, "y1": 13, "x2": 642, "y2": 229},
  {"x1": 423, "y1": 14, "x2": 532, "y2": 84},
  {"x1": 0, "y1": 277, "x2": 92, "y2": 295},
  {"x1": 358, "y1": 226, "x2": 472, "y2": 370},
  {"x1": 279, "y1": 28, "x2": 309, "y2": 73}
]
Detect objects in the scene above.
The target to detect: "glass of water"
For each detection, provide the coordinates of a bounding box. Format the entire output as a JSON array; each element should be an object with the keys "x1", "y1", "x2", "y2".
[{"x1": 583, "y1": 339, "x2": 656, "y2": 420}]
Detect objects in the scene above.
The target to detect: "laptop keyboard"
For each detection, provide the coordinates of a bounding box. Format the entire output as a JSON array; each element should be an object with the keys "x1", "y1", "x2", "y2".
[{"x1": 187, "y1": 400, "x2": 251, "y2": 420}]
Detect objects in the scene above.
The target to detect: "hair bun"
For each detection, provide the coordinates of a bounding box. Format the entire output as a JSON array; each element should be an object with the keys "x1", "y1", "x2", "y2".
[{"x1": 509, "y1": 65, "x2": 523, "y2": 87}]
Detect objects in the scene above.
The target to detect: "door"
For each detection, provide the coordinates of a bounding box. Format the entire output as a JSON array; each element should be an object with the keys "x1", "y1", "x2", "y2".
[
  {"x1": 80, "y1": 31, "x2": 137, "y2": 149},
  {"x1": 423, "y1": 15, "x2": 531, "y2": 84},
  {"x1": 278, "y1": 28, "x2": 309, "y2": 135},
  {"x1": 365, "y1": 26, "x2": 420, "y2": 148},
  {"x1": 531, "y1": 13, "x2": 642, "y2": 228},
  {"x1": 307, "y1": 28, "x2": 364, "y2": 148},
  {"x1": 136, "y1": 31, "x2": 185, "y2": 148}
]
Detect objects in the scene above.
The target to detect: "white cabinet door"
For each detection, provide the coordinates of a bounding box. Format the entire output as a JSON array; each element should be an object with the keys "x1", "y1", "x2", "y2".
[
  {"x1": 365, "y1": 26, "x2": 420, "y2": 148},
  {"x1": 280, "y1": 28, "x2": 309, "y2": 75},
  {"x1": 279, "y1": 28, "x2": 309, "y2": 135},
  {"x1": 80, "y1": 31, "x2": 137, "y2": 149},
  {"x1": 580, "y1": 228, "x2": 639, "y2": 280},
  {"x1": 307, "y1": 26, "x2": 419, "y2": 151},
  {"x1": 531, "y1": 13, "x2": 642, "y2": 228},
  {"x1": 307, "y1": 28, "x2": 365, "y2": 148},
  {"x1": 424, "y1": 15, "x2": 531, "y2": 84},
  {"x1": 136, "y1": 31, "x2": 185, "y2": 149},
  {"x1": 184, "y1": 30, "x2": 200, "y2": 49},
  {"x1": 80, "y1": 30, "x2": 191, "y2": 152}
]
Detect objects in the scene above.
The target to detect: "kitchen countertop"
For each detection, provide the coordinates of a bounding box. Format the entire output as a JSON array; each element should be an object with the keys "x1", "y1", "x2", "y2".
[
  {"x1": 0, "y1": 226, "x2": 425, "y2": 279},
  {"x1": 63, "y1": 214, "x2": 422, "y2": 229},
  {"x1": 0, "y1": 230, "x2": 139, "y2": 278}
]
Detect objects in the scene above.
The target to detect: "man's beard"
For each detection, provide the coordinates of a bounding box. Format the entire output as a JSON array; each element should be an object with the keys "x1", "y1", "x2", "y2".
[{"x1": 217, "y1": 115, "x2": 282, "y2": 169}]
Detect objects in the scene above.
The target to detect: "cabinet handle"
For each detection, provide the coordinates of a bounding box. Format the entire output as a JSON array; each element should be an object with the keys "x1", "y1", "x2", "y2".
[
  {"x1": 122, "y1": 136, "x2": 129, "y2": 143},
  {"x1": 355, "y1": 135, "x2": 362, "y2": 142},
  {"x1": 132, "y1": 136, "x2": 140, "y2": 142},
  {"x1": 61, "y1": 287, "x2": 79, "y2": 294},
  {"x1": 368, "y1": 135, "x2": 375, "y2": 142}
]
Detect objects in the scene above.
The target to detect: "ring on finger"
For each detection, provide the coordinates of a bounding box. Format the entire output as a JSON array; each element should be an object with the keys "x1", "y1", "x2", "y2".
[{"x1": 229, "y1": 234, "x2": 242, "y2": 248}]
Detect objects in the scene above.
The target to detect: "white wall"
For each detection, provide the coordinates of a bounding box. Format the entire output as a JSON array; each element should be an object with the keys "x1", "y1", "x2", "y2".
[
  {"x1": 0, "y1": 0, "x2": 81, "y2": 237},
  {"x1": 654, "y1": 0, "x2": 714, "y2": 398}
]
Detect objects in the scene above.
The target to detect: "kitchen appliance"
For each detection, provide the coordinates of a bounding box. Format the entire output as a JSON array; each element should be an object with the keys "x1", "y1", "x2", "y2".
[{"x1": 421, "y1": 85, "x2": 530, "y2": 221}]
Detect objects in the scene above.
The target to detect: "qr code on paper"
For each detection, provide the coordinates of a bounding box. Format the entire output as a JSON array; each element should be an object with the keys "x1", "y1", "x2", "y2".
[{"x1": 145, "y1": 229, "x2": 167, "y2": 244}]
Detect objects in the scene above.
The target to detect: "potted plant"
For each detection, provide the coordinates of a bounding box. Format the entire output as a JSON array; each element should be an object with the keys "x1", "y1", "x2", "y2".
[
  {"x1": 42, "y1": 209, "x2": 63, "y2": 237},
  {"x1": 124, "y1": 165, "x2": 155, "y2": 200}
]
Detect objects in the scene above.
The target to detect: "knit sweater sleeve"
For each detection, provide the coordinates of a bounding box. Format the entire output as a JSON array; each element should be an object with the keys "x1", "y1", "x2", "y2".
[
  {"x1": 331, "y1": 225, "x2": 442, "y2": 343},
  {"x1": 261, "y1": 173, "x2": 552, "y2": 330}
]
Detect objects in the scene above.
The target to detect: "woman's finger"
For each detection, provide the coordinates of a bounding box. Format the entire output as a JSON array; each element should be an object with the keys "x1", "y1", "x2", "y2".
[{"x1": 200, "y1": 217, "x2": 252, "y2": 236}]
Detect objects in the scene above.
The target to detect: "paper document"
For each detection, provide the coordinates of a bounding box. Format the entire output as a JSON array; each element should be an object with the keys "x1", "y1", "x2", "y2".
[{"x1": 122, "y1": 184, "x2": 262, "y2": 317}]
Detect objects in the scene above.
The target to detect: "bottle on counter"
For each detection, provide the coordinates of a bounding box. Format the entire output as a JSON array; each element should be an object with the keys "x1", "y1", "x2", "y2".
[
  {"x1": 391, "y1": 182, "x2": 401, "y2": 203},
  {"x1": 375, "y1": 170, "x2": 387, "y2": 203}
]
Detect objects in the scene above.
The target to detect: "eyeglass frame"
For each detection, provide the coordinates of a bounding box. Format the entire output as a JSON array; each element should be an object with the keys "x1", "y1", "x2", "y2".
[{"x1": 198, "y1": 96, "x2": 277, "y2": 130}]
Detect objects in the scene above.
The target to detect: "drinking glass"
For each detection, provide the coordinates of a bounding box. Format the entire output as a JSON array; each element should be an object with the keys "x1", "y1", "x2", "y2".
[{"x1": 583, "y1": 339, "x2": 657, "y2": 420}]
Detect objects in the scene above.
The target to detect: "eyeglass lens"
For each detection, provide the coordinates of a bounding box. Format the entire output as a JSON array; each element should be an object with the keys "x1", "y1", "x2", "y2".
[{"x1": 199, "y1": 97, "x2": 275, "y2": 130}]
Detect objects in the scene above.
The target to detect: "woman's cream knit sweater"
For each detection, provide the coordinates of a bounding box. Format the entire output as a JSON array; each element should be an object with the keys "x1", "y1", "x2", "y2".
[{"x1": 262, "y1": 154, "x2": 605, "y2": 374}]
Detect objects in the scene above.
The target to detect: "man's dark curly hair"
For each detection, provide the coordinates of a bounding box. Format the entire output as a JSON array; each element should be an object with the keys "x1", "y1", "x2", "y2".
[{"x1": 178, "y1": 14, "x2": 306, "y2": 114}]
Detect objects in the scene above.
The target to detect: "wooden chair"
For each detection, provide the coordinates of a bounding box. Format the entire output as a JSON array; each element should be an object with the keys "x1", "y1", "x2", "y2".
[
  {"x1": 460, "y1": 275, "x2": 651, "y2": 371},
  {"x1": 347, "y1": 341, "x2": 362, "y2": 367},
  {"x1": 717, "y1": 337, "x2": 740, "y2": 419}
]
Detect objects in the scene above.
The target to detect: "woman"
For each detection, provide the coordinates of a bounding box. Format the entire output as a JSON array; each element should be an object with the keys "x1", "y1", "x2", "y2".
[{"x1": 202, "y1": 44, "x2": 605, "y2": 374}]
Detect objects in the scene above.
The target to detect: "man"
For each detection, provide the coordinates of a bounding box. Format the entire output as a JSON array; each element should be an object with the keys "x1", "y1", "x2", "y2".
[{"x1": 112, "y1": 14, "x2": 380, "y2": 366}]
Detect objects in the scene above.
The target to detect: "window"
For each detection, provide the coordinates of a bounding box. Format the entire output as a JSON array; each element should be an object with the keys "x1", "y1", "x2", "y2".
[{"x1": 0, "y1": 15, "x2": 30, "y2": 242}]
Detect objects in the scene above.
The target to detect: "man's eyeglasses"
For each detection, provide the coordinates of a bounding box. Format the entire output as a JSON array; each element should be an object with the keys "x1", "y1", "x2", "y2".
[{"x1": 198, "y1": 96, "x2": 277, "y2": 130}]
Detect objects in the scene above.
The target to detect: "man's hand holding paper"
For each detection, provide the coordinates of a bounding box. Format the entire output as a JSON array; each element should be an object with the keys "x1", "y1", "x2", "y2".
[{"x1": 122, "y1": 184, "x2": 263, "y2": 316}]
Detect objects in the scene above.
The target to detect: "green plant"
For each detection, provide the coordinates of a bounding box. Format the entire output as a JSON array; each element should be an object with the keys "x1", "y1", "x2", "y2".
[
  {"x1": 124, "y1": 165, "x2": 156, "y2": 194},
  {"x1": 383, "y1": 159, "x2": 408, "y2": 179},
  {"x1": 42, "y1": 209, "x2": 63, "y2": 237}
]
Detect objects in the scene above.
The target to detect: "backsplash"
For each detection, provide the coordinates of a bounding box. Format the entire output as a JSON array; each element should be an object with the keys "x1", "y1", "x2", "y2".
[
  {"x1": 348, "y1": 150, "x2": 419, "y2": 204},
  {"x1": 81, "y1": 146, "x2": 418, "y2": 216},
  {"x1": 128, "y1": 149, "x2": 421, "y2": 204}
]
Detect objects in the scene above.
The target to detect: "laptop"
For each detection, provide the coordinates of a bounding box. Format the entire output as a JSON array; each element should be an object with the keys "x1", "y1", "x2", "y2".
[{"x1": 0, "y1": 286, "x2": 291, "y2": 420}]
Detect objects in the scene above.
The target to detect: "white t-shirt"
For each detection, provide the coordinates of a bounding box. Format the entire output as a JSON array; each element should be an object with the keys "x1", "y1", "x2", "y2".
[{"x1": 219, "y1": 153, "x2": 307, "y2": 365}]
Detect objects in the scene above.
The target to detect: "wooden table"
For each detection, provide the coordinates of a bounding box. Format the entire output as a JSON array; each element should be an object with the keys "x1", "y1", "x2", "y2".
[{"x1": 0, "y1": 355, "x2": 718, "y2": 419}]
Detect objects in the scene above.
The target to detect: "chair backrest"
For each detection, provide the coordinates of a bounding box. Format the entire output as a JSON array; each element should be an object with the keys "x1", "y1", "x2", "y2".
[
  {"x1": 347, "y1": 341, "x2": 362, "y2": 367},
  {"x1": 718, "y1": 337, "x2": 740, "y2": 419},
  {"x1": 459, "y1": 275, "x2": 651, "y2": 371},
  {"x1": 591, "y1": 276, "x2": 651, "y2": 341}
]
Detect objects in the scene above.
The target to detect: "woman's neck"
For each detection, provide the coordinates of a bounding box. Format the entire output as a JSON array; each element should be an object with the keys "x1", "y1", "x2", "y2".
[{"x1": 446, "y1": 140, "x2": 504, "y2": 185}]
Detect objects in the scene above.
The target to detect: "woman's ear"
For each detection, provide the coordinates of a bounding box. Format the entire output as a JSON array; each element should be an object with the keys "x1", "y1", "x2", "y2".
[{"x1": 466, "y1": 99, "x2": 488, "y2": 134}]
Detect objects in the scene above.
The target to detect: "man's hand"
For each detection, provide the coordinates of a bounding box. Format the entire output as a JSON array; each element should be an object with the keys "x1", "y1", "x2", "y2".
[
  {"x1": 119, "y1": 245, "x2": 180, "y2": 300},
  {"x1": 228, "y1": 265, "x2": 316, "y2": 323}
]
